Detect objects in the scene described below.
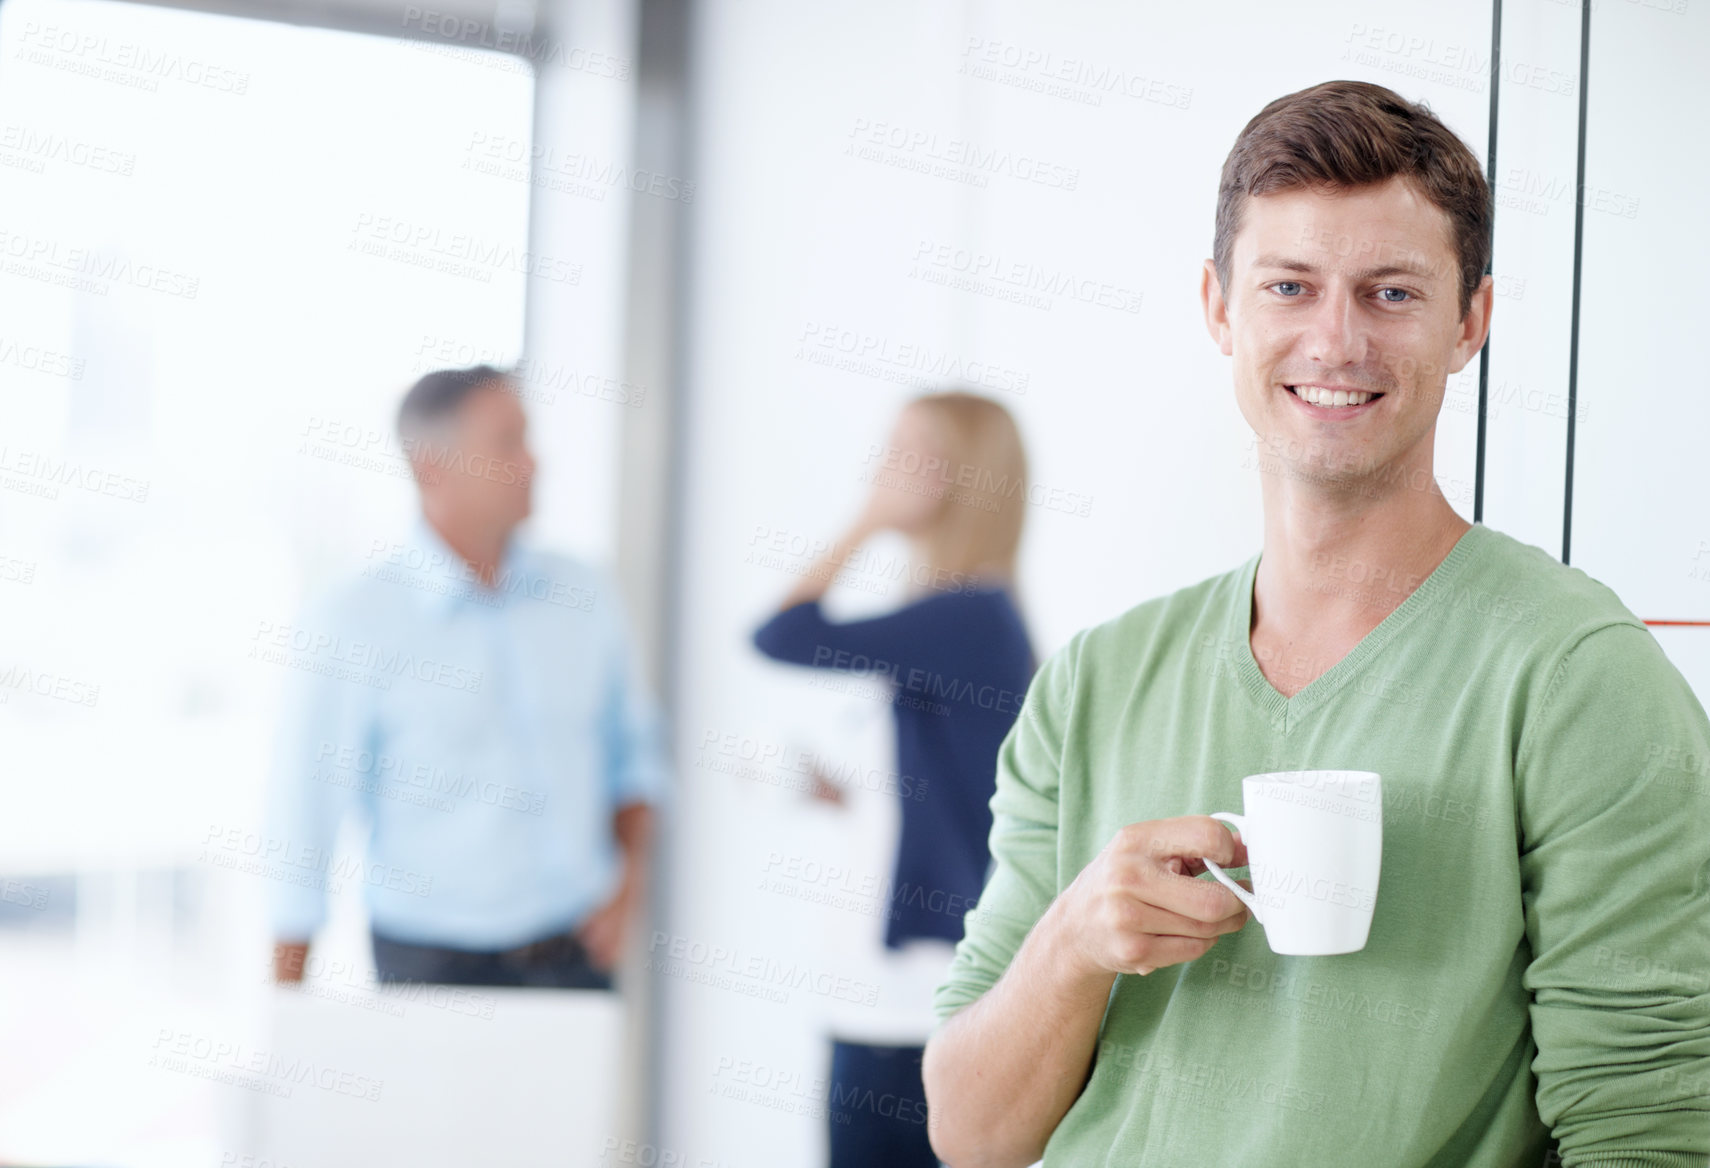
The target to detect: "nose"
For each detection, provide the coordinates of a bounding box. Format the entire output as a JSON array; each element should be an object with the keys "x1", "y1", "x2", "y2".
[{"x1": 1299, "y1": 286, "x2": 1369, "y2": 370}]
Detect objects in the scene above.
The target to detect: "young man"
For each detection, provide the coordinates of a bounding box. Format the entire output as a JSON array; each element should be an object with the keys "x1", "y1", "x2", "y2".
[
  {"x1": 269, "y1": 366, "x2": 667, "y2": 990},
  {"x1": 922, "y1": 80, "x2": 1710, "y2": 1167}
]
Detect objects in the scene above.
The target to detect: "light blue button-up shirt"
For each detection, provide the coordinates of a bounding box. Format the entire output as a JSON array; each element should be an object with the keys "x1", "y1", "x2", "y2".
[{"x1": 265, "y1": 518, "x2": 669, "y2": 950}]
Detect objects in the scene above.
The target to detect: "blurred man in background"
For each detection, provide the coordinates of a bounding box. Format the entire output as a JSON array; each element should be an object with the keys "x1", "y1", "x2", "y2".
[{"x1": 268, "y1": 364, "x2": 667, "y2": 989}]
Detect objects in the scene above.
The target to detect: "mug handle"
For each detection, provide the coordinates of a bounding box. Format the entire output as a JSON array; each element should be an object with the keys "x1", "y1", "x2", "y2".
[{"x1": 1200, "y1": 812, "x2": 1261, "y2": 921}]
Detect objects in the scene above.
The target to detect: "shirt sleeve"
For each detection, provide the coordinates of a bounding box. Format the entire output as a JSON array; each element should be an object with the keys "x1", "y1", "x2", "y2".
[
  {"x1": 1515, "y1": 621, "x2": 1710, "y2": 1165},
  {"x1": 600, "y1": 585, "x2": 671, "y2": 808},
  {"x1": 751, "y1": 597, "x2": 953, "y2": 681},
  {"x1": 932, "y1": 630, "x2": 1078, "y2": 1022},
  {"x1": 263, "y1": 594, "x2": 374, "y2": 942}
]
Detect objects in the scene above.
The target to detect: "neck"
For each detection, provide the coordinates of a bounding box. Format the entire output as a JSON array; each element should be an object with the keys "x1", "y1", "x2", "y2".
[
  {"x1": 902, "y1": 534, "x2": 936, "y2": 600},
  {"x1": 1254, "y1": 460, "x2": 1471, "y2": 638},
  {"x1": 423, "y1": 505, "x2": 511, "y2": 588},
  {"x1": 904, "y1": 534, "x2": 1003, "y2": 600}
]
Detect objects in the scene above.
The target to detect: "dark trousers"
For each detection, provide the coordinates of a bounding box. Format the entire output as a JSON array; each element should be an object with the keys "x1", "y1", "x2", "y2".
[
  {"x1": 370, "y1": 926, "x2": 614, "y2": 990},
  {"x1": 827, "y1": 1039, "x2": 939, "y2": 1168}
]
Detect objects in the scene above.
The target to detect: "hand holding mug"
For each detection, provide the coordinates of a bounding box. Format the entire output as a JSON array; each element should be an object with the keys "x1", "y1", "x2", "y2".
[{"x1": 1057, "y1": 816, "x2": 1253, "y2": 978}]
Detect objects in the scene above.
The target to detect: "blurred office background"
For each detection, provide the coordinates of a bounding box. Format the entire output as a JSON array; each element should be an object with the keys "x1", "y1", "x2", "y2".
[{"x1": 0, "y1": 0, "x2": 1705, "y2": 1164}]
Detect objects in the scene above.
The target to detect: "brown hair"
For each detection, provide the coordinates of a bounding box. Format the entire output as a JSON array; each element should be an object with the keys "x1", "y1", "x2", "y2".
[
  {"x1": 907, "y1": 391, "x2": 1028, "y2": 587},
  {"x1": 1212, "y1": 80, "x2": 1492, "y2": 318}
]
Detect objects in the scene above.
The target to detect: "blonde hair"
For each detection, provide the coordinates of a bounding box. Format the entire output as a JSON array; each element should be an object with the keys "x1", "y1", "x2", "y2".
[{"x1": 906, "y1": 391, "x2": 1028, "y2": 587}]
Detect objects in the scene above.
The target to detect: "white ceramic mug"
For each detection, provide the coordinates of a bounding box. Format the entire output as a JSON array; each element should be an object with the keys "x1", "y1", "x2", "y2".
[{"x1": 1200, "y1": 770, "x2": 1383, "y2": 956}]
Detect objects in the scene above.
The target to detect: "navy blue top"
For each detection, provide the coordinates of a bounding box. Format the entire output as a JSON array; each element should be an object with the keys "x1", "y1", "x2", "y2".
[{"x1": 752, "y1": 587, "x2": 1035, "y2": 949}]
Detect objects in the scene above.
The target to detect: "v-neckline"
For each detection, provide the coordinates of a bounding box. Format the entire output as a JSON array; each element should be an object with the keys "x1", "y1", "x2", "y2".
[{"x1": 1232, "y1": 523, "x2": 1487, "y2": 732}]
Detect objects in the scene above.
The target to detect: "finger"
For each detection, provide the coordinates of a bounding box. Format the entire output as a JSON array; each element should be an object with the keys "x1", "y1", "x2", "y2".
[
  {"x1": 1183, "y1": 848, "x2": 1251, "y2": 875},
  {"x1": 1123, "y1": 897, "x2": 1235, "y2": 940},
  {"x1": 1122, "y1": 816, "x2": 1247, "y2": 870},
  {"x1": 1142, "y1": 862, "x2": 1253, "y2": 925},
  {"x1": 1212, "y1": 904, "x2": 1252, "y2": 933},
  {"x1": 1155, "y1": 885, "x2": 1253, "y2": 933},
  {"x1": 1118, "y1": 933, "x2": 1219, "y2": 976},
  {"x1": 1179, "y1": 841, "x2": 1250, "y2": 877},
  {"x1": 1226, "y1": 835, "x2": 1250, "y2": 869}
]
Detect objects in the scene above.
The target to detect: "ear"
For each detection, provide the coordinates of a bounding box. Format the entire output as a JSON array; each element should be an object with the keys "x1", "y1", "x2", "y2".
[
  {"x1": 1202, "y1": 259, "x2": 1233, "y2": 356},
  {"x1": 1447, "y1": 273, "x2": 1494, "y2": 375}
]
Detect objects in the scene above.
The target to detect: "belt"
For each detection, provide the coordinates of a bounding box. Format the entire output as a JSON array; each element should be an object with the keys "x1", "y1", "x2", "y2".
[{"x1": 497, "y1": 927, "x2": 584, "y2": 964}]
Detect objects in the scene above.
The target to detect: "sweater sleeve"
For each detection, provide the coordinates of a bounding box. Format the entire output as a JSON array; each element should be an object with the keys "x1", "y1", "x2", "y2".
[
  {"x1": 931, "y1": 631, "x2": 1077, "y2": 1022},
  {"x1": 751, "y1": 597, "x2": 956, "y2": 681},
  {"x1": 1514, "y1": 622, "x2": 1710, "y2": 1166}
]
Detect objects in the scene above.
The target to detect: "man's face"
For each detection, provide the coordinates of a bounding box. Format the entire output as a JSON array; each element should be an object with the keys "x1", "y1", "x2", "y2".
[
  {"x1": 1203, "y1": 174, "x2": 1491, "y2": 495},
  {"x1": 416, "y1": 381, "x2": 536, "y2": 530}
]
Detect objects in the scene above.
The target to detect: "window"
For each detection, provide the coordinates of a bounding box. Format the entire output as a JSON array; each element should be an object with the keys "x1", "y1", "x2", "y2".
[{"x1": 0, "y1": 1, "x2": 533, "y2": 1159}]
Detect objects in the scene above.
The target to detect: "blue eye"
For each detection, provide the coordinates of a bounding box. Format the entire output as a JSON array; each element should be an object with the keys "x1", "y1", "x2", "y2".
[
  {"x1": 1271, "y1": 282, "x2": 1303, "y2": 297},
  {"x1": 1378, "y1": 287, "x2": 1412, "y2": 303}
]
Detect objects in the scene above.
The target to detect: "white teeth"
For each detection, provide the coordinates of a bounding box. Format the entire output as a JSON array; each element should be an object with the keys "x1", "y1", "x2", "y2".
[{"x1": 1292, "y1": 385, "x2": 1374, "y2": 408}]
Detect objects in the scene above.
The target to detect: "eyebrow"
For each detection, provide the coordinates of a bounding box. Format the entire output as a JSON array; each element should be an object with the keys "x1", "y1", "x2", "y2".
[{"x1": 1250, "y1": 253, "x2": 1440, "y2": 282}]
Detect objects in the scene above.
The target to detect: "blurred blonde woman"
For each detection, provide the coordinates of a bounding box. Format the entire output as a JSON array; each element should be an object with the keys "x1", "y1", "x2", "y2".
[{"x1": 753, "y1": 390, "x2": 1036, "y2": 1168}]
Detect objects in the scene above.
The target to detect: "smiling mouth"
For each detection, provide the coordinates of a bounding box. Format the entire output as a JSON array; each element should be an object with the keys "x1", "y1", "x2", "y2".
[{"x1": 1286, "y1": 384, "x2": 1384, "y2": 409}]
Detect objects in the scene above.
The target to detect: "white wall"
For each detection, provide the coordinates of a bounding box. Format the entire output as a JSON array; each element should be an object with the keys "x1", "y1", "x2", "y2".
[{"x1": 1568, "y1": 0, "x2": 1710, "y2": 704}]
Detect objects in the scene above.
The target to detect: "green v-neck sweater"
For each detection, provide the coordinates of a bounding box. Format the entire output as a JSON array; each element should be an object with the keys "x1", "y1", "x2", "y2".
[{"x1": 934, "y1": 523, "x2": 1710, "y2": 1167}]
